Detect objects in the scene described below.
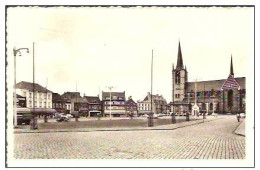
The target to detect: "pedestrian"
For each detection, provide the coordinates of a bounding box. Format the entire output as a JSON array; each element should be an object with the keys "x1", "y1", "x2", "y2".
[{"x1": 237, "y1": 113, "x2": 241, "y2": 122}]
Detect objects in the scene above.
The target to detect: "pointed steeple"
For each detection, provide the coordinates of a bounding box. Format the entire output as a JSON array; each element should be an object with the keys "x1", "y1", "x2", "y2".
[
  {"x1": 176, "y1": 41, "x2": 184, "y2": 70},
  {"x1": 172, "y1": 63, "x2": 174, "y2": 70},
  {"x1": 230, "y1": 55, "x2": 234, "y2": 76}
]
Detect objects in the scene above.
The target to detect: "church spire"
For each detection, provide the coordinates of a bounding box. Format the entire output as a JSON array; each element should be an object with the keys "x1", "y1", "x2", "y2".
[
  {"x1": 176, "y1": 41, "x2": 184, "y2": 70},
  {"x1": 230, "y1": 55, "x2": 234, "y2": 76}
]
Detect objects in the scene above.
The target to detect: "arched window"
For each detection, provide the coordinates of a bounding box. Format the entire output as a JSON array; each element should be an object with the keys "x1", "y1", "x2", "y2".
[
  {"x1": 210, "y1": 103, "x2": 213, "y2": 110},
  {"x1": 228, "y1": 89, "x2": 233, "y2": 107},
  {"x1": 202, "y1": 103, "x2": 206, "y2": 110},
  {"x1": 216, "y1": 103, "x2": 219, "y2": 112}
]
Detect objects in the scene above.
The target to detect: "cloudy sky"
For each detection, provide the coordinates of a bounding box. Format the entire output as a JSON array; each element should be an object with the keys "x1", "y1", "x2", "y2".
[{"x1": 6, "y1": 6, "x2": 254, "y2": 102}]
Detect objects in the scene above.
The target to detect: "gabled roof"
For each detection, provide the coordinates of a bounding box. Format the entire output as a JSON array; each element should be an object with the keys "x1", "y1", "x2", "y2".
[
  {"x1": 143, "y1": 93, "x2": 167, "y2": 102},
  {"x1": 16, "y1": 94, "x2": 25, "y2": 98},
  {"x1": 102, "y1": 91, "x2": 125, "y2": 100},
  {"x1": 84, "y1": 96, "x2": 101, "y2": 103},
  {"x1": 62, "y1": 92, "x2": 81, "y2": 99},
  {"x1": 15, "y1": 81, "x2": 52, "y2": 93},
  {"x1": 126, "y1": 98, "x2": 136, "y2": 105},
  {"x1": 186, "y1": 77, "x2": 245, "y2": 92},
  {"x1": 221, "y1": 75, "x2": 241, "y2": 90},
  {"x1": 52, "y1": 93, "x2": 64, "y2": 102}
]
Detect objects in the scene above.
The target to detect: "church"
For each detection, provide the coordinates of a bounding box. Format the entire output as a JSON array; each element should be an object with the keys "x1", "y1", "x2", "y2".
[{"x1": 171, "y1": 42, "x2": 246, "y2": 115}]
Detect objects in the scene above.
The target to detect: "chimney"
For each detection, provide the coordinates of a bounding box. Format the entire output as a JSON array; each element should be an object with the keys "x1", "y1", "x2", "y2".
[{"x1": 128, "y1": 96, "x2": 132, "y2": 100}]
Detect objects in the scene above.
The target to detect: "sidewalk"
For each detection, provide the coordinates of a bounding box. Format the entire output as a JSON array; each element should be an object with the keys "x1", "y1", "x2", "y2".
[
  {"x1": 234, "y1": 118, "x2": 245, "y2": 136},
  {"x1": 14, "y1": 116, "x2": 223, "y2": 134}
]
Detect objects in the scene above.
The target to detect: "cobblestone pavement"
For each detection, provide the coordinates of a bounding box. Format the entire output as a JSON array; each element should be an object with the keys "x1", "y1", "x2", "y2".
[{"x1": 14, "y1": 116, "x2": 245, "y2": 159}]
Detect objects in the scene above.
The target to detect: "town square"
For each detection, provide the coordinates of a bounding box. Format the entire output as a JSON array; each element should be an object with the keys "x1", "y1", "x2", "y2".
[{"x1": 5, "y1": 6, "x2": 254, "y2": 168}]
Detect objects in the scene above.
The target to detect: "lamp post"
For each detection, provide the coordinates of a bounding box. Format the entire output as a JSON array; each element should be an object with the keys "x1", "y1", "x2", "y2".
[
  {"x1": 13, "y1": 46, "x2": 29, "y2": 127},
  {"x1": 107, "y1": 86, "x2": 114, "y2": 120}
]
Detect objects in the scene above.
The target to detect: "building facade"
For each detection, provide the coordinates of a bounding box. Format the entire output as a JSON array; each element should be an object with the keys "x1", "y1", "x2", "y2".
[
  {"x1": 84, "y1": 96, "x2": 102, "y2": 117},
  {"x1": 125, "y1": 96, "x2": 138, "y2": 117},
  {"x1": 137, "y1": 92, "x2": 167, "y2": 115},
  {"x1": 172, "y1": 42, "x2": 246, "y2": 115},
  {"x1": 102, "y1": 91, "x2": 126, "y2": 117},
  {"x1": 61, "y1": 92, "x2": 82, "y2": 114},
  {"x1": 52, "y1": 93, "x2": 66, "y2": 113},
  {"x1": 16, "y1": 94, "x2": 26, "y2": 108},
  {"x1": 15, "y1": 81, "x2": 53, "y2": 109}
]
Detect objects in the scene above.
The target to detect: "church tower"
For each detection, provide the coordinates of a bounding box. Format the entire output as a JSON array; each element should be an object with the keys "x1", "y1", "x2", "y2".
[{"x1": 172, "y1": 41, "x2": 188, "y2": 103}]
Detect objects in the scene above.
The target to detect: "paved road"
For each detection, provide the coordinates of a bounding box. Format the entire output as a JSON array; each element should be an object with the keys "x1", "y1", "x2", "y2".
[{"x1": 14, "y1": 116, "x2": 245, "y2": 159}]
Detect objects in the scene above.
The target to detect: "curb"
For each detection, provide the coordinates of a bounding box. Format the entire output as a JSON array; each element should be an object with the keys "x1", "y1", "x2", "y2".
[
  {"x1": 14, "y1": 117, "x2": 222, "y2": 134},
  {"x1": 234, "y1": 119, "x2": 245, "y2": 137}
]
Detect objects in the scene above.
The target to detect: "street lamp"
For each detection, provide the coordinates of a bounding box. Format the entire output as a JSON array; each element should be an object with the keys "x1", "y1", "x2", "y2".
[
  {"x1": 107, "y1": 86, "x2": 114, "y2": 120},
  {"x1": 13, "y1": 47, "x2": 29, "y2": 127}
]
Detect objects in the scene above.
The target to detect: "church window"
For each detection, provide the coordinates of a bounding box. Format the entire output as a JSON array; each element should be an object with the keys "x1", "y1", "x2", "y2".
[
  {"x1": 228, "y1": 89, "x2": 233, "y2": 108},
  {"x1": 175, "y1": 72, "x2": 180, "y2": 84},
  {"x1": 210, "y1": 103, "x2": 213, "y2": 110}
]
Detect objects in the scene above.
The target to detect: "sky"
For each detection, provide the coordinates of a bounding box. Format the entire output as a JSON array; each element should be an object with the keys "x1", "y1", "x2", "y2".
[{"x1": 6, "y1": 6, "x2": 254, "y2": 102}]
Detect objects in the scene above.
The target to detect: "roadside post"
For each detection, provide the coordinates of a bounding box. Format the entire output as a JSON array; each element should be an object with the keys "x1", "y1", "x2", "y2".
[
  {"x1": 148, "y1": 112, "x2": 154, "y2": 127},
  {"x1": 44, "y1": 115, "x2": 48, "y2": 123},
  {"x1": 203, "y1": 112, "x2": 206, "y2": 119},
  {"x1": 186, "y1": 112, "x2": 190, "y2": 121},
  {"x1": 171, "y1": 112, "x2": 176, "y2": 124}
]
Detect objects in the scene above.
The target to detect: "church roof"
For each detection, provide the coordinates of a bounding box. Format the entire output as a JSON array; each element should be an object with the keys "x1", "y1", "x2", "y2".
[
  {"x1": 221, "y1": 75, "x2": 241, "y2": 90},
  {"x1": 186, "y1": 77, "x2": 245, "y2": 92},
  {"x1": 175, "y1": 41, "x2": 184, "y2": 71}
]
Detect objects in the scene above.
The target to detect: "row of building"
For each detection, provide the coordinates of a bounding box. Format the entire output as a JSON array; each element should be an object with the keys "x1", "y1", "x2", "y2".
[
  {"x1": 14, "y1": 42, "x2": 246, "y2": 117},
  {"x1": 15, "y1": 81, "x2": 168, "y2": 117}
]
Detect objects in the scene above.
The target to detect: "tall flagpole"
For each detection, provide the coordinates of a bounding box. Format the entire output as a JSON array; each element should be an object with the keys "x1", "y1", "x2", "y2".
[
  {"x1": 151, "y1": 49, "x2": 153, "y2": 114},
  {"x1": 31, "y1": 42, "x2": 38, "y2": 129},
  {"x1": 148, "y1": 49, "x2": 154, "y2": 127}
]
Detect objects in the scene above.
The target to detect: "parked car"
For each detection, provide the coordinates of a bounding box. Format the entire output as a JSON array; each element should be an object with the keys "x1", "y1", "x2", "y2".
[
  {"x1": 170, "y1": 112, "x2": 175, "y2": 116},
  {"x1": 142, "y1": 114, "x2": 149, "y2": 117},
  {"x1": 157, "y1": 113, "x2": 164, "y2": 117},
  {"x1": 65, "y1": 114, "x2": 73, "y2": 119},
  {"x1": 16, "y1": 107, "x2": 33, "y2": 125},
  {"x1": 54, "y1": 112, "x2": 64, "y2": 119},
  {"x1": 56, "y1": 115, "x2": 70, "y2": 122},
  {"x1": 153, "y1": 114, "x2": 158, "y2": 119},
  {"x1": 237, "y1": 113, "x2": 246, "y2": 118}
]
